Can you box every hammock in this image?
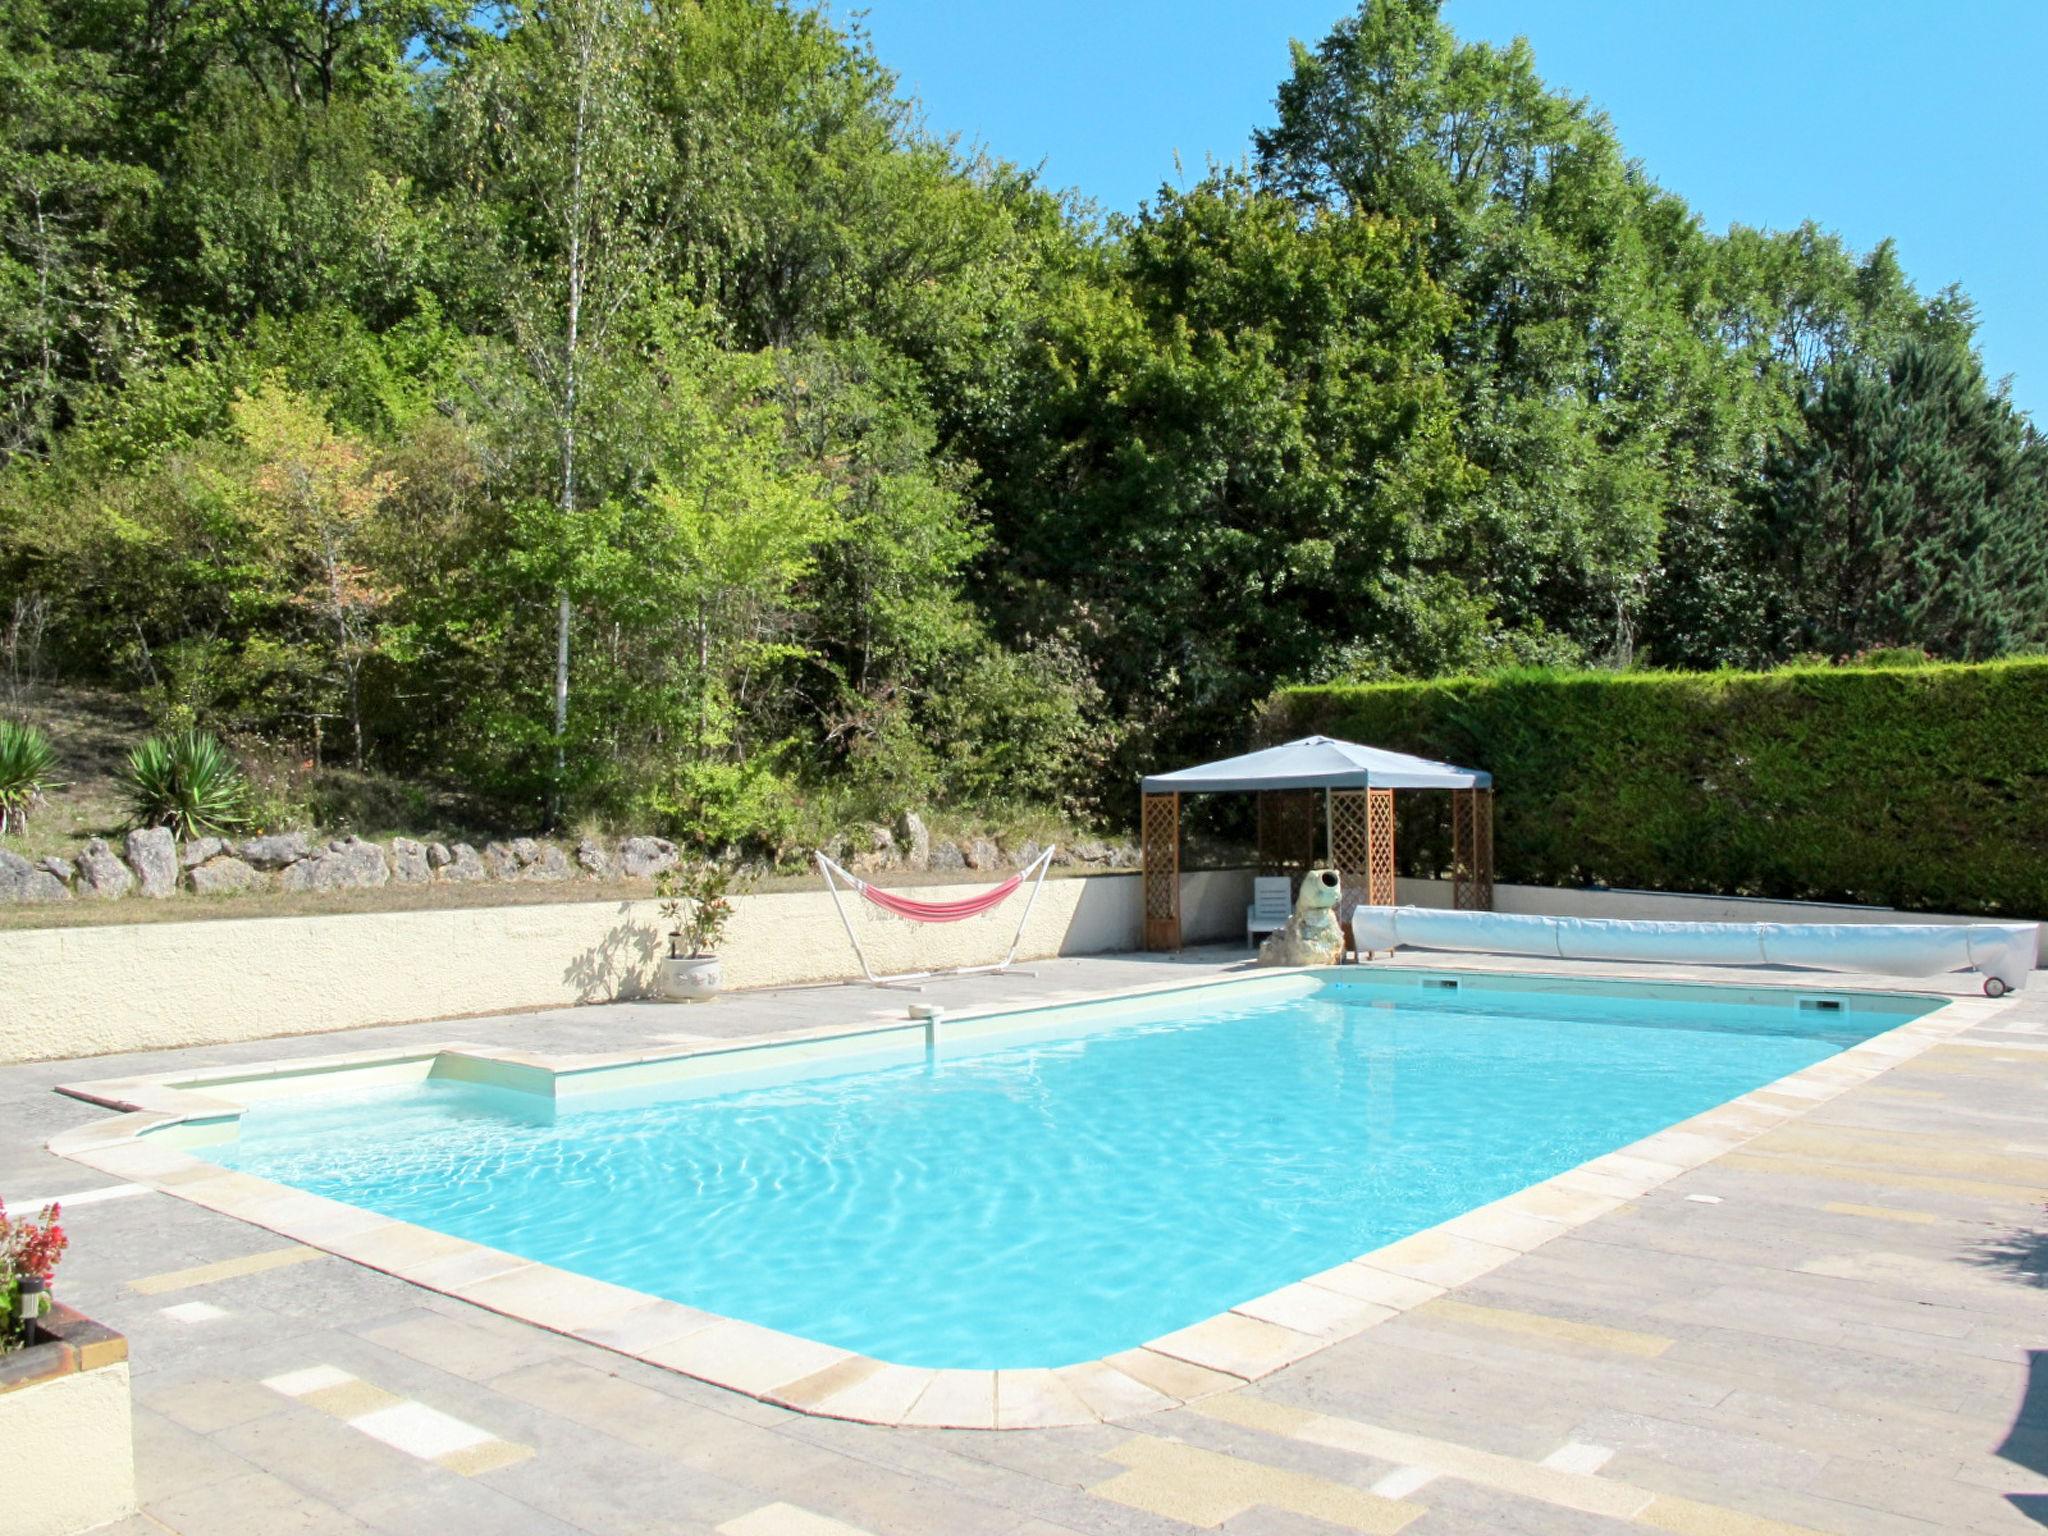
[815,846,1055,987]
[854,872,1023,922]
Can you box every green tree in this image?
[1253,0,1699,661]
[441,0,677,817]
[233,379,399,768]
[1641,226,1981,667]
[0,0,154,460]
[1761,342,2048,660]
[980,174,1477,773]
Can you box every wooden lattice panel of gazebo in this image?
[1366,788,1397,905]
[1451,787,1495,912]
[1141,792,1181,949]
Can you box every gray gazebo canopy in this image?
[1141,735,1491,795]
[1138,735,1496,950]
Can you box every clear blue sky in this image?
[853,0,2046,422]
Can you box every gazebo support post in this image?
[1141,790,1181,950]
[1451,787,1495,911]
[1329,787,1397,957]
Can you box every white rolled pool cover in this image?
[1350,906,2039,995]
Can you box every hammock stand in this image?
[815,845,1056,989]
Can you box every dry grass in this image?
[3,683,152,859]
[0,861,1122,933]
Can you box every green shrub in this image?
[647,757,799,857]
[1264,658,2048,917]
[124,730,250,839]
[0,721,58,835]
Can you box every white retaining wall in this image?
[0,870,1252,1065]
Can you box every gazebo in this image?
[1138,735,1495,950]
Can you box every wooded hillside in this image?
[3,0,2042,849]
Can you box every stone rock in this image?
[850,826,898,874]
[180,836,224,869]
[1107,843,1141,868]
[426,842,452,867]
[618,836,678,879]
[188,856,265,896]
[0,849,69,903]
[962,836,999,870]
[437,842,487,882]
[1072,839,1112,864]
[36,855,75,884]
[519,842,570,882]
[125,826,179,898]
[76,838,133,899]
[928,840,966,872]
[1009,839,1043,870]
[331,835,389,886]
[238,832,310,870]
[388,837,432,884]
[482,841,521,880]
[278,835,389,892]
[575,836,612,877]
[894,811,931,870]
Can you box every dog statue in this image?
[1257,868,1346,967]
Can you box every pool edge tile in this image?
[808,1363,937,1425]
[643,1317,854,1401]
[1144,1313,1324,1381]
[1054,1360,1178,1421]
[994,1368,1098,1428]
[1230,1282,1397,1340]
[901,1369,997,1429]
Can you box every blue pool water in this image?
[197,973,1928,1368]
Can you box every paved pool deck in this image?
[4,948,2045,1536]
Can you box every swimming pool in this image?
[174,970,1934,1370]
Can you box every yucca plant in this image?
[124,730,249,839]
[0,720,58,835]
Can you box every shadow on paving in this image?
[2000,1348,2048,1527]
[1971,1214,2048,1289]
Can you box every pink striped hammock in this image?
[815,846,1056,987]
[852,872,1023,923]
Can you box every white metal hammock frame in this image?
[814,845,1057,989]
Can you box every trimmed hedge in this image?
[1264,659,2048,917]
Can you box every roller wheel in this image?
[1984,977,2010,998]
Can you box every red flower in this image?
[1,1199,68,1283]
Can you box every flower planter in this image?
[657,954,722,1001]
[0,1302,137,1536]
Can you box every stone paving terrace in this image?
[4,949,2046,1535]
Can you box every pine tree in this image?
[1763,342,2048,659]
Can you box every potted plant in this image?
[654,858,750,1001]
[2,1198,67,1347]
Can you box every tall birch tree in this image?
[443,0,675,816]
